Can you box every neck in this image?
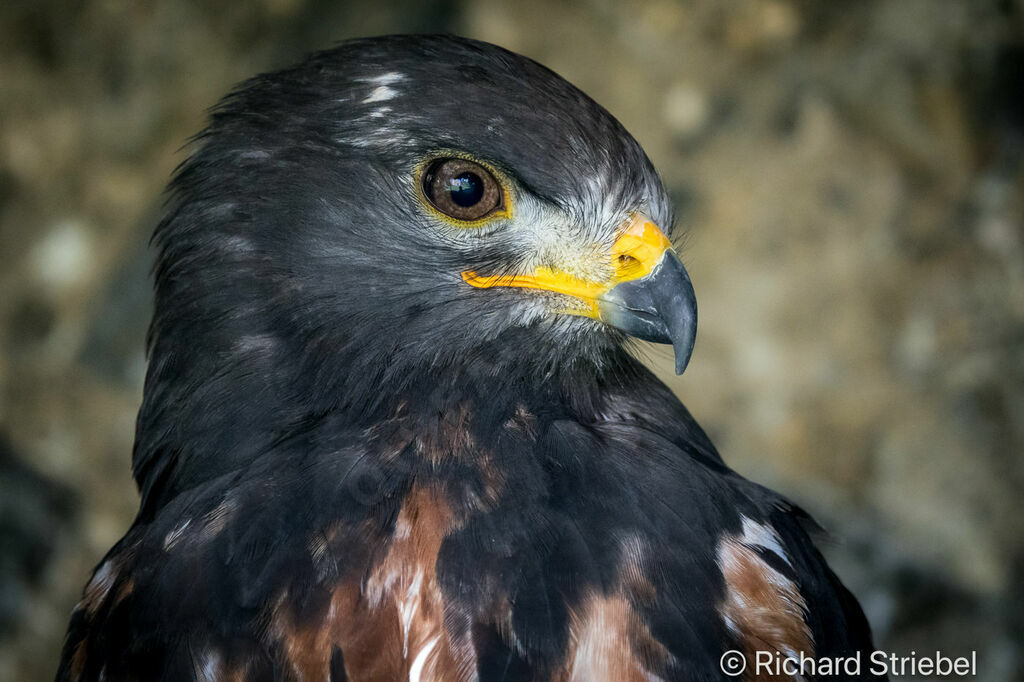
[131,321,647,519]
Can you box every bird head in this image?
[156,35,695,378]
[140,36,698,500]
[139,34,700,506]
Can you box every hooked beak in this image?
[462,214,698,374]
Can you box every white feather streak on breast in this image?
[399,569,425,657]
[738,515,792,567]
[567,594,666,682]
[362,487,476,680]
[162,518,192,550]
[409,635,440,682]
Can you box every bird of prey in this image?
[58,35,878,682]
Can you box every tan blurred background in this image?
[1,0,1022,680]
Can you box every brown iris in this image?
[422,158,503,222]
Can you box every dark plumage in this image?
[57,35,879,681]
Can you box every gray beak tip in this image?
[670,314,696,375]
[674,348,691,375]
[597,250,698,375]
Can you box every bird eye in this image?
[422,158,503,222]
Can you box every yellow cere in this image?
[610,217,674,283]
[462,214,674,318]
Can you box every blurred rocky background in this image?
[1,0,1021,679]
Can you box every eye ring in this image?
[422,158,504,222]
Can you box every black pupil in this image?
[447,172,484,207]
